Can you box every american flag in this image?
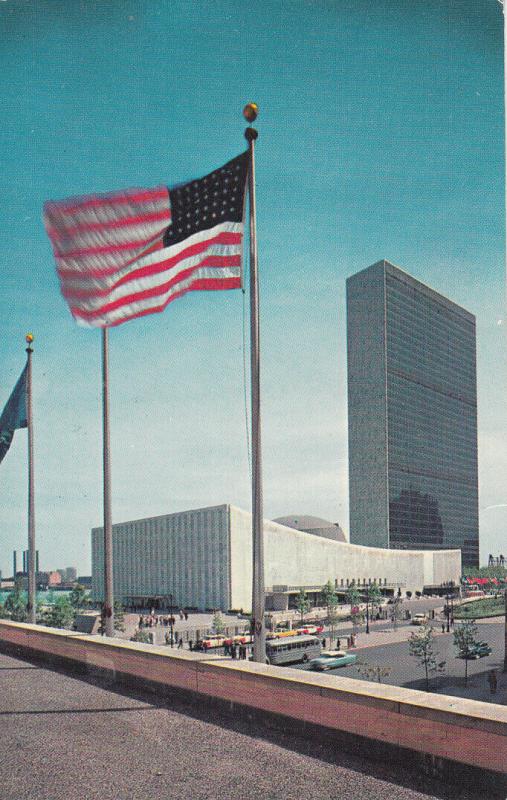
[43,152,249,328]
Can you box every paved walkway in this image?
[0,650,495,800]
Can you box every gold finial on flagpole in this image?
[244,103,258,144]
[243,102,258,123]
[25,333,34,352]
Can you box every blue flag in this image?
[0,364,27,464]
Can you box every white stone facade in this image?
[92,504,462,610]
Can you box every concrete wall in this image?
[1,621,505,786]
[231,506,461,607]
[92,504,231,609]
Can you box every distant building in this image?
[347,260,479,567]
[77,575,92,588]
[92,504,461,612]
[48,571,62,587]
[273,516,347,542]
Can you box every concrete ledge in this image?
[1,620,506,789]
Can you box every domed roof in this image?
[273,515,347,542]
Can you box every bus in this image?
[265,635,321,666]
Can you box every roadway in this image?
[0,650,493,800]
[292,620,506,704]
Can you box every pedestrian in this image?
[231,643,236,660]
[441,623,445,634]
[184,611,188,621]
[178,637,183,649]
[488,670,497,694]
[179,609,184,620]
[149,632,154,644]
[189,640,193,651]
[336,638,340,650]
[322,637,326,650]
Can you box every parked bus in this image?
[265,635,321,666]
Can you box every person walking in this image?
[336,638,340,650]
[487,669,497,695]
[178,637,183,649]
[441,623,445,634]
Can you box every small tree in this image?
[69,583,88,610]
[356,661,392,684]
[367,581,382,620]
[322,580,339,642]
[114,600,125,632]
[295,589,311,623]
[391,596,404,630]
[4,584,28,622]
[454,619,480,686]
[44,595,75,629]
[213,611,225,635]
[345,582,361,633]
[409,625,446,691]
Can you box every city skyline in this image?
[0,1,505,575]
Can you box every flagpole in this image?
[244,103,266,663]
[102,328,114,636]
[25,334,36,625]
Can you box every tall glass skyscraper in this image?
[347,260,479,567]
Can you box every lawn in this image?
[454,596,505,619]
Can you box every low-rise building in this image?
[92,504,461,612]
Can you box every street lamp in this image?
[446,583,450,633]
[365,585,370,634]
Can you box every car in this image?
[296,625,324,636]
[411,614,428,625]
[309,650,357,671]
[457,643,492,659]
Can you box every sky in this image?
[0,0,505,576]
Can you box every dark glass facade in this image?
[347,260,479,567]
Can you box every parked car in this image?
[458,642,492,659]
[411,614,428,626]
[309,650,357,671]
[296,625,324,636]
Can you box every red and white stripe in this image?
[44,187,243,328]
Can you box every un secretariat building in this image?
[347,260,479,567]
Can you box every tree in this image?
[454,619,480,686]
[391,596,404,630]
[356,660,392,684]
[44,595,75,629]
[69,583,88,610]
[4,584,28,622]
[295,589,311,623]
[322,580,339,642]
[408,625,446,691]
[345,582,362,633]
[212,611,225,635]
[367,581,382,614]
[114,600,125,632]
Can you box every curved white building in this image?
[91,504,461,611]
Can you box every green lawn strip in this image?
[453,598,504,619]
